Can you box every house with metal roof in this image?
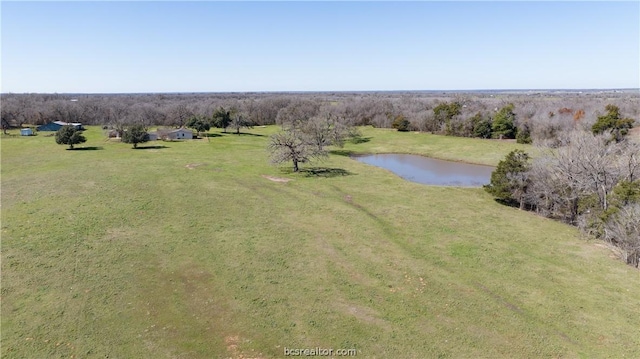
[36,121,84,131]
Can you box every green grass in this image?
[2,127,640,358]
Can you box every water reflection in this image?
[352,154,494,187]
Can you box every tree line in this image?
[2,92,638,144]
[485,113,639,267]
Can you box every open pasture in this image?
[2,127,639,358]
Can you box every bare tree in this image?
[604,204,640,267]
[268,128,327,172]
[527,130,619,223]
[167,104,193,128]
[617,140,640,183]
[275,99,320,128]
[229,111,253,134]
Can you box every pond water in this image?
[352,154,494,187]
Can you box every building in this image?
[20,128,33,136]
[36,121,84,132]
[156,128,193,140]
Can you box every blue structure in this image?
[20,128,34,136]
[37,121,84,132]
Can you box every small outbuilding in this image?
[20,128,33,136]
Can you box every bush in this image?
[392,115,411,132]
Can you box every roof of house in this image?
[170,128,192,133]
[53,121,83,126]
[156,128,192,135]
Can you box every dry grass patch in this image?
[261,175,292,183]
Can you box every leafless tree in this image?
[229,111,253,134]
[275,99,320,128]
[527,130,620,223]
[604,204,640,267]
[167,103,193,128]
[268,128,327,172]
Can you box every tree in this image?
[391,114,410,132]
[268,128,327,172]
[186,116,210,137]
[471,112,492,139]
[527,130,626,226]
[592,104,635,142]
[121,124,149,149]
[516,122,532,144]
[604,203,640,267]
[230,112,253,134]
[55,125,86,149]
[484,149,531,209]
[492,104,517,139]
[167,104,193,128]
[211,107,232,133]
[275,99,320,128]
[433,101,461,134]
[302,114,355,150]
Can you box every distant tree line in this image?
[2,92,638,145]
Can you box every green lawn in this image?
[2,127,639,358]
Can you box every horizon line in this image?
[2,88,639,96]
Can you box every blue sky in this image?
[2,1,638,93]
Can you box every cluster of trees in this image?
[54,123,151,149]
[485,126,640,267]
[2,92,637,147]
[269,106,359,172]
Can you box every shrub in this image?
[392,115,411,132]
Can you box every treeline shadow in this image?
[299,167,354,178]
[231,132,266,137]
[134,145,169,150]
[67,146,103,151]
[201,133,224,138]
[492,198,534,210]
[329,149,356,157]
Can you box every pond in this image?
[352,153,495,187]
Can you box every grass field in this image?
[2,126,640,358]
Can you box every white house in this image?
[169,128,193,140]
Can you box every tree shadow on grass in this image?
[201,133,224,138]
[298,167,354,178]
[67,146,104,151]
[231,132,266,137]
[134,145,169,150]
[349,136,372,144]
[329,149,357,157]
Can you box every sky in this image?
[1,1,639,93]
